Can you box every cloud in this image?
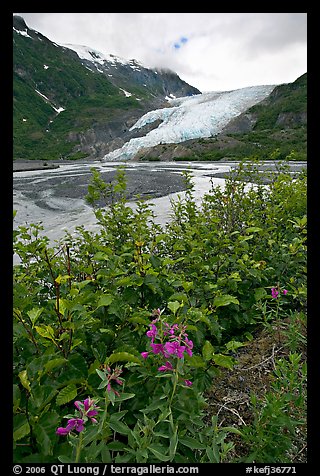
[14,13,307,92]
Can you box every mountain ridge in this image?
[13,15,200,161]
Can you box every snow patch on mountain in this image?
[103,84,275,161]
[34,89,65,114]
[119,88,132,97]
[13,27,32,39]
[60,43,136,67]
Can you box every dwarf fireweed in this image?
[96,365,124,397]
[56,397,99,436]
[141,309,194,386]
[271,286,288,299]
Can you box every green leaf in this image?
[187,355,206,368]
[206,445,219,463]
[96,294,114,308]
[225,340,245,352]
[220,426,244,436]
[168,292,189,303]
[58,456,74,463]
[254,287,267,301]
[56,384,78,406]
[202,340,215,361]
[99,328,116,336]
[213,294,239,308]
[212,354,235,370]
[239,234,254,241]
[150,254,161,269]
[114,393,135,402]
[108,419,131,435]
[30,385,57,411]
[70,338,82,351]
[27,307,43,327]
[96,368,108,381]
[108,352,141,365]
[148,446,171,461]
[34,325,55,342]
[106,441,127,451]
[55,275,71,285]
[154,431,170,439]
[109,410,128,421]
[57,298,69,316]
[128,316,149,326]
[91,342,108,363]
[179,435,206,450]
[27,354,60,381]
[13,414,30,441]
[18,370,31,392]
[13,384,21,413]
[33,411,60,456]
[101,447,112,463]
[186,324,198,332]
[167,301,181,315]
[98,380,109,390]
[182,281,193,292]
[245,227,262,233]
[169,425,178,459]
[57,354,88,386]
[44,358,67,373]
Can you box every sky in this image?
[14,13,307,92]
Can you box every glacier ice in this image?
[103,85,275,161]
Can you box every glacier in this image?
[103,85,275,161]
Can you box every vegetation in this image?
[13,159,307,463]
[13,30,146,161]
[249,73,307,130]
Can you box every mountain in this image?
[13,15,200,161]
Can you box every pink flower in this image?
[56,397,100,436]
[158,361,174,372]
[283,289,288,295]
[56,418,85,436]
[271,287,279,299]
[150,343,165,355]
[141,352,149,359]
[74,398,99,423]
[184,380,193,387]
[184,337,193,357]
[164,341,185,358]
[146,324,158,342]
[56,427,70,436]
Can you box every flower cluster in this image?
[141,310,194,386]
[101,365,124,397]
[56,397,99,436]
[271,287,288,299]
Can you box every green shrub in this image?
[13,158,307,462]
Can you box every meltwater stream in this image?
[13,161,231,240]
[13,160,306,264]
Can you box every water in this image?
[13,160,306,263]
